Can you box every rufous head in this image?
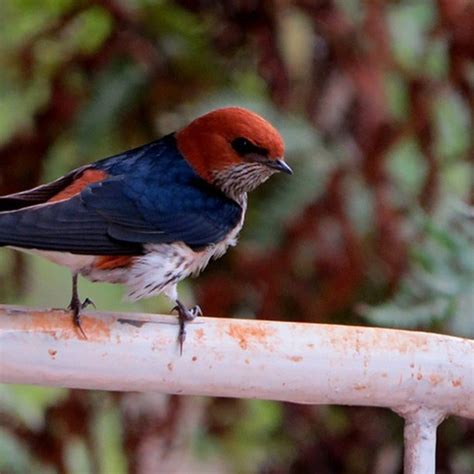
[176,107,291,200]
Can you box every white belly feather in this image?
[120,212,244,301]
[9,247,96,273]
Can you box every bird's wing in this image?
[0,174,243,255]
[81,177,243,248]
[0,165,91,211]
[0,194,139,254]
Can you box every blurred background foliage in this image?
[0,0,473,472]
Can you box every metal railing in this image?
[0,305,472,473]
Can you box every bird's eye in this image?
[231,137,268,157]
[231,137,253,155]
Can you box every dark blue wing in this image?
[81,174,242,248]
[0,195,142,254]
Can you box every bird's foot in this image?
[173,300,202,355]
[68,297,95,339]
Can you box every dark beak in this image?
[266,158,293,175]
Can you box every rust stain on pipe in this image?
[429,374,444,386]
[6,309,111,341]
[227,323,277,350]
[48,349,57,359]
[194,328,205,341]
[333,330,432,354]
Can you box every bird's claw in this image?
[188,305,203,318]
[81,298,96,310]
[68,297,94,340]
[173,301,202,355]
[177,329,186,356]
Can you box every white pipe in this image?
[400,408,444,474]
[0,305,472,421]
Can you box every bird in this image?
[0,107,292,352]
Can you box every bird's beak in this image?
[246,153,293,175]
[266,158,293,175]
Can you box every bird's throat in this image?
[211,163,274,204]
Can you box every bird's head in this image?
[176,107,291,201]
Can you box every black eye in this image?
[231,137,268,156]
[231,137,254,155]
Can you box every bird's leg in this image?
[173,300,202,354]
[67,273,94,339]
